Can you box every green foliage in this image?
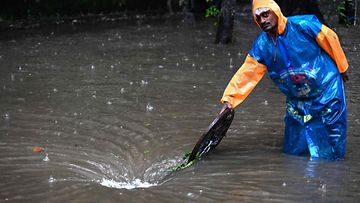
[206,5,220,17]
[1,0,126,20]
[334,0,354,26]
[170,152,194,172]
[205,0,220,18]
[336,1,347,22]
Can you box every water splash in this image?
[99,178,157,190]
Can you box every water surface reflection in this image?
[0,17,359,202]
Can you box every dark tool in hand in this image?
[172,107,235,171]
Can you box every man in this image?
[220,0,349,160]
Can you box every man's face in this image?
[255,9,278,34]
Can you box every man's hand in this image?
[220,102,233,114]
[341,71,349,83]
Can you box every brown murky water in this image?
[0,15,359,202]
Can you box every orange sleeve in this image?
[316,25,349,73]
[220,54,267,108]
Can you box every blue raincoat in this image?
[221,0,348,160]
[249,15,346,160]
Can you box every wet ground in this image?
[0,15,359,202]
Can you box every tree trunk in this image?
[355,0,358,25]
[307,0,326,24]
[167,0,174,15]
[215,0,236,44]
[183,0,195,24]
[339,0,356,25]
[275,0,326,24]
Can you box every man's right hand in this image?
[341,71,349,83]
[220,102,233,114]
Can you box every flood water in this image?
[0,15,359,202]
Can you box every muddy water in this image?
[0,16,359,202]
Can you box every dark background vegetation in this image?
[0,0,356,19]
[0,0,186,19]
[0,0,357,32]
[0,0,355,21]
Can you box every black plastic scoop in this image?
[187,107,235,163]
[172,107,235,171]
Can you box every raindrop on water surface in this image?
[140,80,148,86]
[43,154,50,162]
[48,175,55,183]
[146,103,154,112]
[319,184,327,192]
[4,113,10,120]
[186,192,196,198]
[229,58,233,69]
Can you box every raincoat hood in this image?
[252,0,287,34]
